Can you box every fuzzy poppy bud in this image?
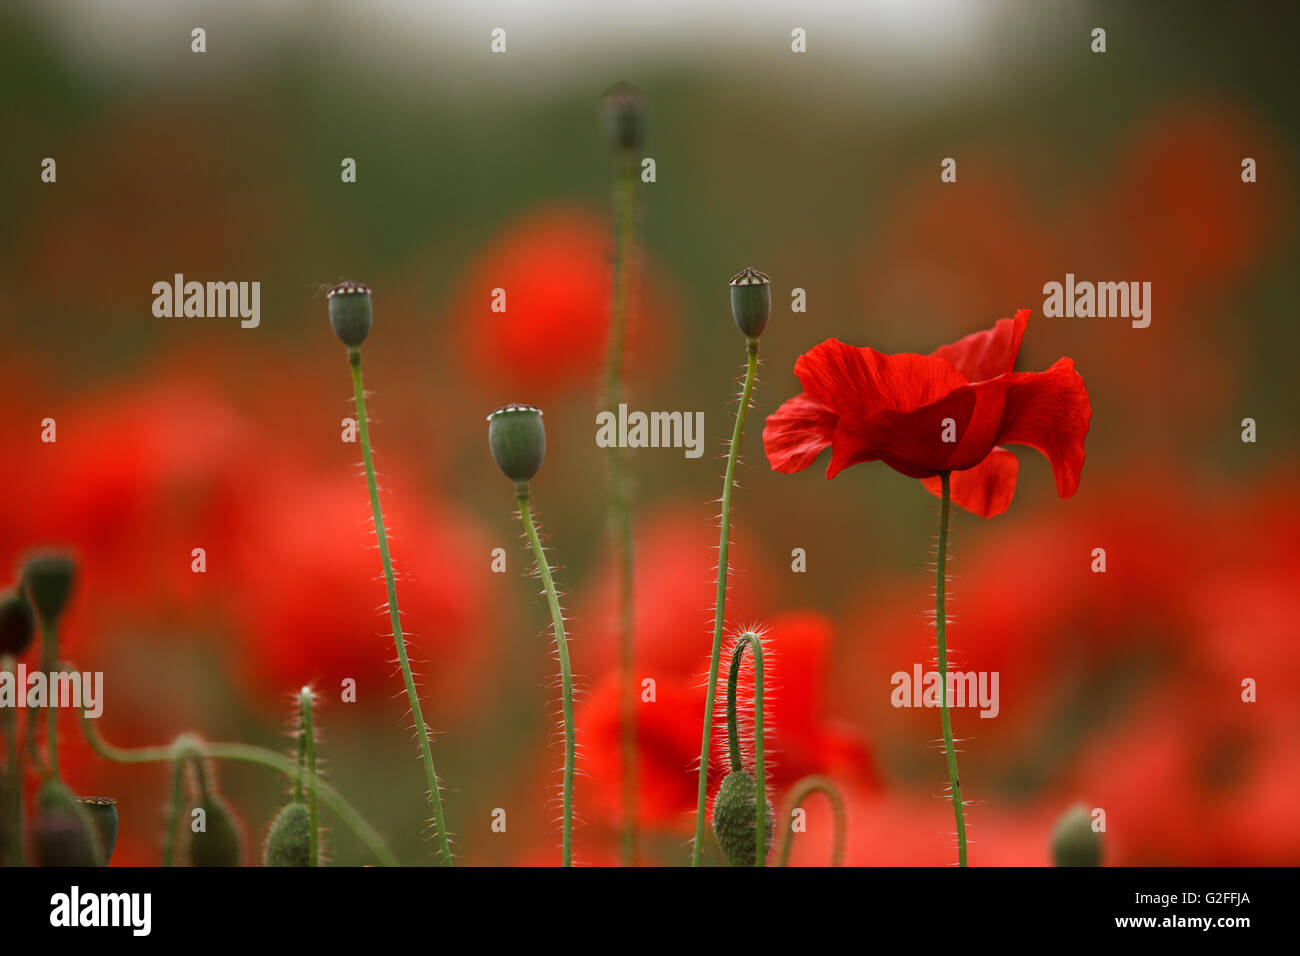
[34,782,102,867]
[0,589,35,657]
[1051,804,1102,867]
[188,796,244,867]
[327,281,372,349]
[487,404,546,485]
[730,267,771,339]
[264,802,313,867]
[600,81,647,152]
[711,770,775,867]
[79,797,119,866]
[21,552,75,626]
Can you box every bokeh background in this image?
[1,0,1296,865]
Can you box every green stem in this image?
[727,632,766,867]
[692,338,760,865]
[936,471,968,866]
[349,350,453,866]
[82,715,398,867]
[162,751,185,867]
[778,775,846,867]
[300,688,319,867]
[604,156,638,868]
[42,619,59,780]
[516,487,575,867]
[2,655,22,866]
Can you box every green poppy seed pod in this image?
[1051,804,1102,867]
[487,404,546,484]
[600,81,647,152]
[711,770,775,867]
[264,802,313,867]
[188,796,244,867]
[20,552,76,626]
[0,588,35,657]
[79,797,119,866]
[35,782,102,867]
[730,267,771,339]
[326,281,372,349]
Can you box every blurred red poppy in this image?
[763,310,1091,518]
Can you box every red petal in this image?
[921,447,1020,518]
[930,309,1030,382]
[794,339,966,417]
[995,357,1092,498]
[763,393,838,474]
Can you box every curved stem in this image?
[728,632,766,867]
[300,689,319,866]
[778,775,846,867]
[516,488,575,866]
[349,350,453,866]
[936,472,968,866]
[604,157,638,868]
[692,339,760,865]
[162,751,185,867]
[82,715,398,867]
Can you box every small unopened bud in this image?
[21,552,76,626]
[1051,804,1102,867]
[188,796,244,867]
[0,589,35,657]
[34,782,102,867]
[487,404,546,485]
[729,267,771,339]
[79,797,119,866]
[327,281,372,349]
[264,802,314,867]
[600,81,647,152]
[711,770,775,867]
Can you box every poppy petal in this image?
[794,339,966,417]
[995,357,1092,498]
[930,309,1030,382]
[763,393,838,474]
[921,447,1020,518]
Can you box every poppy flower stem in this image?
[515,485,576,867]
[299,688,319,867]
[778,775,846,866]
[604,158,639,867]
[162,748,187,867]
[82,715,398,866]
[40,620,60,780]
[348,349,454,867]
[692,339,761,866]
[726,631,766,867]
[1,655,22,865]
[936,471,968,866]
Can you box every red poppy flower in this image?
[763,309,1091,517]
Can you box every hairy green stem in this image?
[349,350,453,866]
[82,715,398,866]
[300,689,319,866]
[40,619,59,779]
[727,632,766,867]
[1,655,21,865]
[936,471,968,866]
[515,487,576,866]
[604,156,638,868]
[162,751,185,867]
[778,775,846,867]
[692,339,760,865]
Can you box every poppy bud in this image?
[326,281,372,349]
[1051,804,1102,867]
[264,801,313,867]
[34,782,102,867]
[729,267,771,339]
[487,404,546,485]
[0,589,35,657]
[711,770,774,867]
[599,81,647,152]
[188,796,244,867]
[20,552,75,626]
[79,797,119,866]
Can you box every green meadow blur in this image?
[1,1,1296,865]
